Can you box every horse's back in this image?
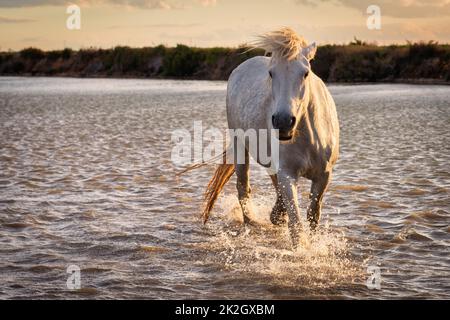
[228,56,270,82]
[226,56,271,131]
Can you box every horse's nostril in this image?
[272,114,295,130]
[290,116,296,127]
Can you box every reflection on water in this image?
[0,77,449,299]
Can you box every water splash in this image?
[203,193,364,290]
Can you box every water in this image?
[0,77,449,299]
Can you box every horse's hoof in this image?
[270,208,287,226]
[308,219,318,232]
[289,221,310,250]
[243,214,259,227]
[270,214,287,226]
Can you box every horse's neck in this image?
[297,75,321,137]
[302,76,316,118]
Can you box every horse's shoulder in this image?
[230,56,270,80]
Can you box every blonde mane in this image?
[252,27,307,62]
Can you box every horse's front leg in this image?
[235,148,256,224]
[269,174,288,225]
[277,171,301,248]
[307,171,331,230]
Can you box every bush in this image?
[163,44,203,77]
[78,48,98,63]
[312,45,340,81]
[62,48,73,60]
[203,47,230,66]
[104,46,140,73]
[47,50,62,61]
[11,60,25,73]
[20,47,45,60]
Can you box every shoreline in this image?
[1,74,448,86]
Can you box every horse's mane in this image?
[252,27,307,62]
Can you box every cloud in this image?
[0,0,216,9]
[296,0,450,18]
[291,20,450,44]
[107,0,175,9]
[197,0,217,6]
[21,37,42,42]
[0,0,67,7]
[0,16,36,23]
[108,23,202,29]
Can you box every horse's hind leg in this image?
[307,171,331,230]
[269,174,287,225]
[235,148,256,224]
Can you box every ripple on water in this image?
[0,80,449,299]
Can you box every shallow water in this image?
[0,77,449,299]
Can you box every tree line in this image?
[1,40,449,83]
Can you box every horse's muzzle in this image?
[272,113,296,141]
[277,130,293,141]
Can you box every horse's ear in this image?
[302,42,317,61]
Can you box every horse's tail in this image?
[175,151,225,177]
[202,160,235,224]
[176,149,235,224]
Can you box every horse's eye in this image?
[268,71,272,78]
[304,71,309,79]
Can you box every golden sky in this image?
[0,0,449,50]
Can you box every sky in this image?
[0,0,449,50]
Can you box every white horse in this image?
[202,28,340,248]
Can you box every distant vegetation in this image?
[1,40,449,83]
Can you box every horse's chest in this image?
[280,142,329,174]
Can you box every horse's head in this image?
[269,42,317,141]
